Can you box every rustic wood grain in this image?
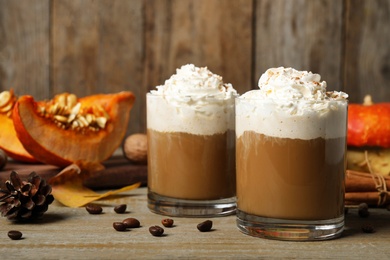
[255,0,344,91]
[1,187,390,259]
[344,0,390,103]
[0,0,50,98]
[143,0,253,94]
[51,0,144,95]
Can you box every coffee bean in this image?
[8,230,23,240]
[149,225,164,236]
[114,204,127,214]
[113,222,127,231]
[358,203,369,218]
[161,218,174,227]
[122,217,140,228]
[85,204,103,214]
[197,220,213,232]
[361,224,375,233]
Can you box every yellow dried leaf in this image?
[49,164,141,208]
[51,181,141,208]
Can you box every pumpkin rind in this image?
[0,114,38,163]
[13,92,135,167]
[348,103,390,148]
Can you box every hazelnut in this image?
[123,133,147,164]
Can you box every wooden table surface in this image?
[0,187,390,259]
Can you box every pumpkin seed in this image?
[40,93,110,132]
[96,117,107,129]
[57,94,66,108]
[53,115,68,123]
[67,94,78,108]
[0,91,11,108]
[0,102,13,113]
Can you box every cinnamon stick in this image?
[345,170,390,207]
[345,170,390,192]
[345,192,390,207]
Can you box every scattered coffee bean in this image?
[123,217,140,228]
[358,203,369,218]
[113,222,127,231]
[85,204,103,214]
[149,225,164,236]
[114,204,127,214]
[8,230,23,240]
[197,220,213,232]
[161,218,174,227]
[361,224,375,233]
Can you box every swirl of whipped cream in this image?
[242,67,348,115]
[258,67,328,100]
[151,64,237,107]
[148,64,237,135]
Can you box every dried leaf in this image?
[51,181,140,208]
[49,164,141,208]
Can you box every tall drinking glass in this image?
[147,93,236,217]
[236,97,348,241]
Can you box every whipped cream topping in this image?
[241,67,348,116]
[151,64,237,104]
[259,67,328,100]
[236,67,348,140]
[249,67,347,105]
[148,64,237,135]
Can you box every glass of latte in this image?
[236,67,348,241]
[147,64,237,217]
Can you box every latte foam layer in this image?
[237,67,348,140]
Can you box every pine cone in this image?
[0,171,54,221]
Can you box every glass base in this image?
[236,209,344,241]
[148,191,236,217]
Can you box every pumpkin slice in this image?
[13,91,135,167]
[0,90,38,163]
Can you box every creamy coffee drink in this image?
[147,64,237,216]
[237,132,345,220]
[148,129,235,200]
[236,67,348,240]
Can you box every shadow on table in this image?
[341,207,390,238]
[5,213,69,226]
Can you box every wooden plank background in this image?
[0,0,389,135]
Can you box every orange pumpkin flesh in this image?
[0,114,38,163]
[348,103,390,148]
[0,90,38,163]
[13,92,135,167]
